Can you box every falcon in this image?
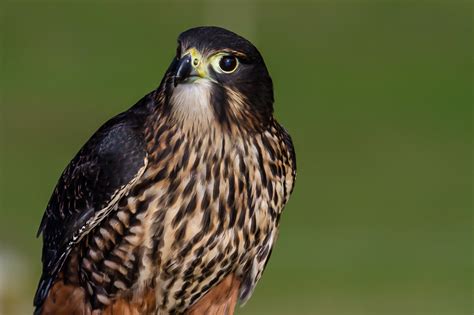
[34,26,296,315]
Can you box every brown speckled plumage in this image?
[35,26,296,315]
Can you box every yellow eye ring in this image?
[218,55,238,73]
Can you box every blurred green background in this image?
[0,0,471,314]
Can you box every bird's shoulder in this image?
[34,92,155,309]
[38,93,153,236]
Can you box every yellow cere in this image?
[184,47,208,78]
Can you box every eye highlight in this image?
[218,55,238,73]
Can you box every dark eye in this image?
[219,55,238,73]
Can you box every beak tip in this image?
[174,54,193,87]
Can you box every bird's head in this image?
[161,26,274,132]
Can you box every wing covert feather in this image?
[34,100,152,309]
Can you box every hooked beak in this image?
[174,54,199,87]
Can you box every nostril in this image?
[193,58,199,67]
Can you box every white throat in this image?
[170,79,214,130]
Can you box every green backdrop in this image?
[0,1,471,314]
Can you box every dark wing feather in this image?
[34,97,153,309]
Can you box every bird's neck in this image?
[146,77,270,139]
[167,79,216,134]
